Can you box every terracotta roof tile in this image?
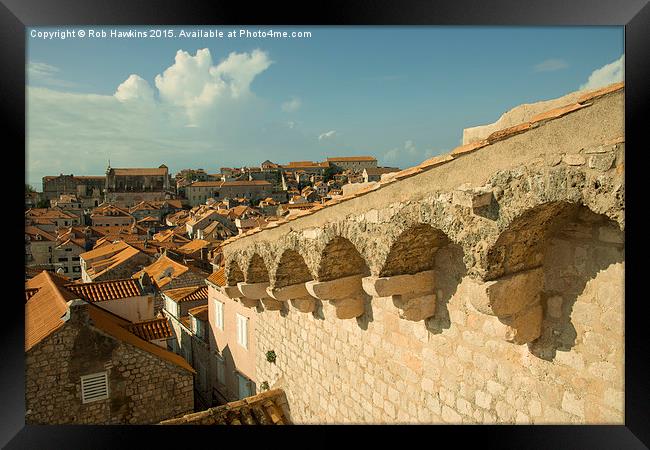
[87,305,193,373]
[486,122,534,144]
[159,389,290,425]
[577,81,624,104]
[327,156,376,162]
[111,168,168,176]
[188,304,209,321]
[126,317,173,341]
[450,140,490,156]
[417,154,455,170]
[206,267,226,287]
[164,285,208,303]
[25,271,79,351]
[65,279,143,302]
[529,102,592,124]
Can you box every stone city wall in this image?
[219,84,625,423]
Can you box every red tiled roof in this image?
[126,317,173,341]
[25,271,78,351]
[160,389,290,425]
[206,267,226,287]
[111,168,168,176]
[327,156,377,162]
[65,279,143,302]
[164,285,208,303]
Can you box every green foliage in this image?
[260,381,270,391]
[25,184,36,193]
[265,350,277,364]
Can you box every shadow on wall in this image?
[356,293,375,330]
[425,242,467,335]
[529,207,624,361]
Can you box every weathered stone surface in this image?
[392,293,436,322]
[237,282,271,300]
[331,295,366,319]
[222,86,625,425]
[224,285,243,299]
[588,153,616,171]
[260,297,283,311]
[305,275,363,301]
[563,154,586,166]
[452,189,493,209]
[267,283,311,301]
[466,268,543,318]
[290,297,316,313]
[361,270,435,298]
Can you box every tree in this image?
[25,184,36,194]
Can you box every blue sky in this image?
[26,26,624,190]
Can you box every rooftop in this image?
[126,317,173,341]
[65,278,143,303]
[159,388,290,425]
[163,285,208,303]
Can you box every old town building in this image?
[25,271,195,424]
[104,164,172,206]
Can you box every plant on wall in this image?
[265,350,277,364]
[260,381,270,391]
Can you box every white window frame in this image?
[80,371,109,403]
[214,300,224,331]
[236,313,248,349]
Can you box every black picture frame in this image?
[4,0,647,447]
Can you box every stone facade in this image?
[25,304,194,424]
[219,85,625,424]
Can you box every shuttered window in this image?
[81,372,109,403]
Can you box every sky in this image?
[26,26,624,190]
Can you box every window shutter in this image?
[81,372,109,403]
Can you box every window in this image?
[73,256,80,261]
[73,266,81,272]
[63,267,69,273]
[80,372,109,403]
[214,301,224,331]
[237,372,253,399]
[58,257,68,262]
[236,313,248,349]
[215,354,225,386]
[65,248,72,252]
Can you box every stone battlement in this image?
[216,83,625,424]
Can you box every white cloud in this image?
[27,61,77,88]
[282,96,302,112]
[287,121,297,129]
[580,54,624,91]
[114,74,154,102]
[318,130,337,140]
[383,140,436,167]
[533,59,569,72]
[154,48,272,124]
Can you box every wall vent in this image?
[80,371,109,403]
